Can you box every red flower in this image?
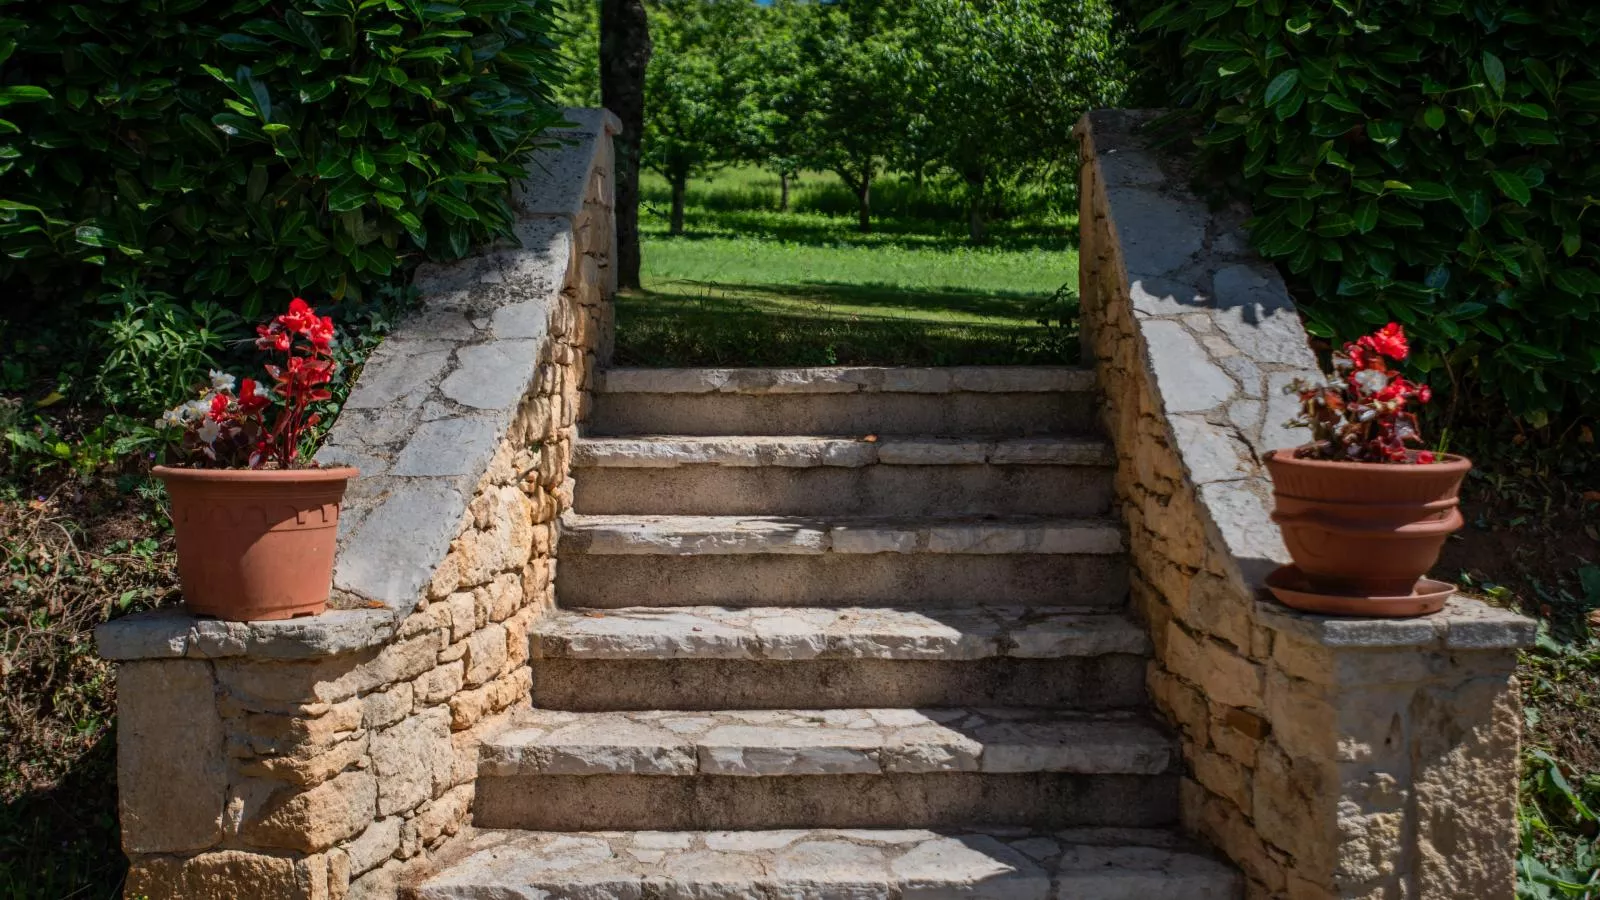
[1358,322,1409,361]
[256,322,292,353]
[208,393,231,421]
[237,378,270,415]
[1418,451,1437,464]
[1292,324,1435,465]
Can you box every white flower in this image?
[209,370,236,393]
[185,398,211,421]
[250,380,269,398]
[1352,368,1389,395]
[157,407,187,429]
[197,419,221,445]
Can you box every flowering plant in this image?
[1289,323,1440,464]
[157,299,337,468]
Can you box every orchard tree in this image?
[745,0,818,211]
[907,0,1125,242]
[642,0,762,234]
[800,2,914,233]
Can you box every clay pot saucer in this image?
[1266,565,1453,618]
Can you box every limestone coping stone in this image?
[1080,109,1535,650]
[97,607,399,661]
[597,366,1096,395]
[478,707,1176,777]
[533,605,1152,661]
[321,107,613,611]
[1256,595,1536,651]
[414,826,1242,899]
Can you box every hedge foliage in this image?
[0,0,567,316]
[1137,0,1600,422]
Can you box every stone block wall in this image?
[97,108,620,900]
[1077,109,1535,899]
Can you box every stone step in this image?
[586,366,1098,436]
[529,606,1150,710]
[481,708,1176,778]
[572,435,1115,516]
[555,515,1129,609]
[414,827,1243,900]
[472,709,1177,831]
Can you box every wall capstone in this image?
[96,107,620,900]
[1077,109,1535,900]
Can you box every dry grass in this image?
[0,476,178,899]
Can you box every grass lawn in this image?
[617,168,1082,367]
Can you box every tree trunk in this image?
[966,169,987,244]
[670,176,686,236]
[600,0,651,289]
[779,172,790,212]
[857,176,871,233]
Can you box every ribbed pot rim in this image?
[152,465,358,483]
[1263,448,1471,475]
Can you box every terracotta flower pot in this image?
[155,466,357,621]
[1263,449,1470,597]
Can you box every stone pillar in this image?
[1076,108,1534,899]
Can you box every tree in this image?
[745,0,817,212]
[601,0,652,288]
[906,0,1125,242]
[799,2,914,233]
[641,0,761,235]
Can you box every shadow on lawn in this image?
[658,279,1053,319]
[0,729,124,900]
[615,282,1077,368]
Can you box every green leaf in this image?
[326,177,369,213]
[1264,69,1301,107]
[1481,51,1506,98]
[1396,181,1451,201]
[1460,190,1492,229]
[1353,198,1379,233]
[0,85,52,106]
[431,193,480,221]
[1423,105,1445,130]
[1491,170,1530,205]
[353,146,376,180]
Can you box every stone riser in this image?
[573,464,1115,517]
[529,656,1149,711]
[554,554,1130,609]
[586,392,1096,437]
[473,772,1179,831]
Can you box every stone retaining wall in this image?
[96,108,619,900]
[1077,109,1535,899]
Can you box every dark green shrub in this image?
[1137,0,1600,423]
[0,0,568,317]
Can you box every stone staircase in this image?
[412,366,1243,898]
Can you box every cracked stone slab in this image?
[480,708,1174,778]
[411,827,1240,899]
[574,436,1115,469]
[95,607,399,660]
[597,367,1096,395]
[560,515,1125,556]
[531,606,1151,661]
